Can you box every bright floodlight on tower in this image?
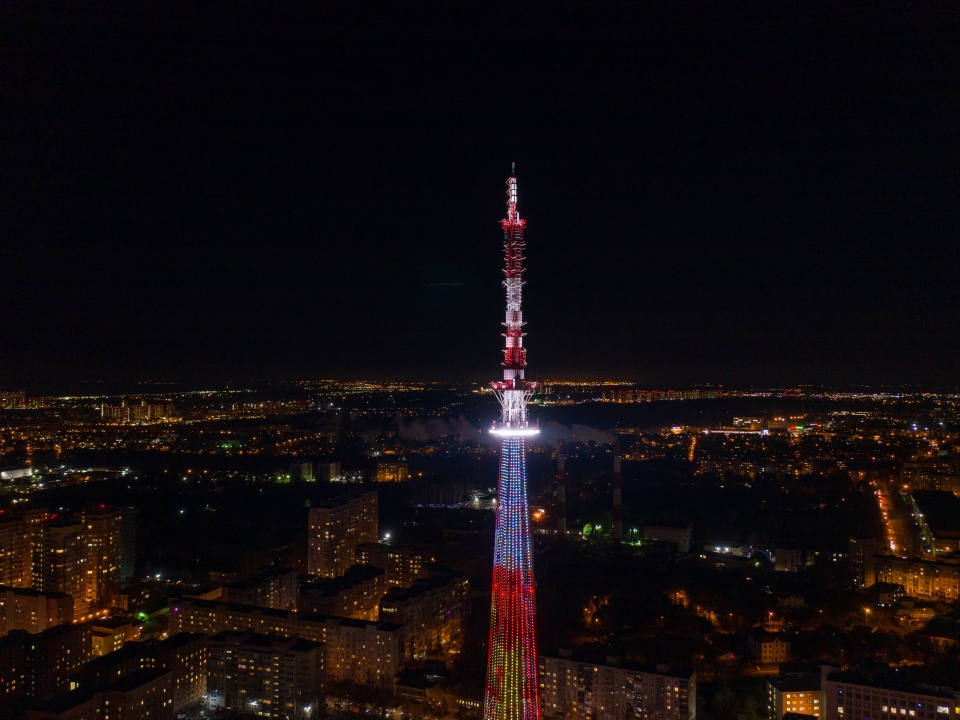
[483,167,541,720]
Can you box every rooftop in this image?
[543,651,694,680]
[300,564,385,597]
[84,641,146,668]
[828,670,958,699]
[155,631,206,650]
[769,673,822,692]
[174,596,403,633]
[225,565,295,591]
[0,583,71,599]
[109,667,173,692]
[208,630,322,652]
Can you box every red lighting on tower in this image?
[484,166,541,720]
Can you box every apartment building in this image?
[539,653,695,720]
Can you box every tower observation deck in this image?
[484,167,541,720]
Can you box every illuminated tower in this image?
[485,167,541,720]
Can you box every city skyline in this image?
[3,3,960,719]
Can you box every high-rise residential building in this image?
[0,631,26,696]
[0,585,73,636]
[324,618,401,688]
[539,654,696,720]
[0,514,35,588]
[376,461,409,483]
[307,491,378,578]
[33,520,87,616]
[119,508,136,583]
[73,641,151,687]
[316,461,341,482]
[81,505,124,607]
[0,622,92,701]
[223,566,298,610]
[102,668,175,719]
[354,543,433,588]
[207,631,323,717]
[100,399,174,424]
[379,566,469,657]
[298,564,386,619]
[767,673,824,720]
[70,632,206,713]
[875,555,959,600]
[168,597,405,688]
[150,632,207,711]
[849,536,877,588]
[0,391,26,409]
[290,461,314,482]
[23,667,175,720]
[824,669,957,720]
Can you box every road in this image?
[875,483,921,558]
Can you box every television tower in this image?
[484,167,541,720]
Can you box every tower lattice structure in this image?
[484,167,541,720]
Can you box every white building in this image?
[540,653,695,720]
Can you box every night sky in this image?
[3,2,959,391]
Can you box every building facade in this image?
[81,505,124,609]
[850,537,878,589]
[25,668,175,720]
[0,585,73,636]
[0,622,92,701]
[824,670,957,720]
[375,461,409,483]
[207,631,323,718]
[168,597,404,688]
[747,630,791,664]
[316,461,341,482]
[643,525,692,554]
[379,566,469,657]
[0,514,34,588]
[875,555,960,601]
[223,566,298,610]
[539,655,695,720]
[307,491,378,578]
[298,564,386,619]
[768,673,823,720]
[354,543,432,588]
[33,521,87,616]
[119,509,136,584]
[101,668,174,720]
[290,461,314,482]
[323,619,400,688]
[150,632,207,712]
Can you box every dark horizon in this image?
[4,1,959,390]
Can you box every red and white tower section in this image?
[484,169,541,720]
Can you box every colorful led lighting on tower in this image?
[484,166,541,720]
